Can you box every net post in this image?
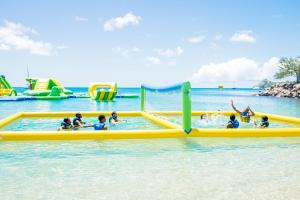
[141,87,145,111]
[182,82,192,133]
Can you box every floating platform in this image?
[0,111,300,141]
[0,96,70,101]
[116,93,139,98]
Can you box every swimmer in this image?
[254,115,269,128]
[109,111,127,125]
[58,118,73,131]
[109,111,119,125]
[94,115,108,130]
[231,100,255,123]
[200,113,208,120]
[226,114,239,129]
[73,113,86,128]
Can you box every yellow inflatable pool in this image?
[0,111,299,141]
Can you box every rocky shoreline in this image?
[258,83,300,98]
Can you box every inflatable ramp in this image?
[23,77,73,98]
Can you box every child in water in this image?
[254,115,269,128]
[109,111,119,125]
[109,111,127,125]
[94,115,108,130]
[58,118,73,130]
[73,113,86,128]
[231,100,255,123]
[226,114,239,128]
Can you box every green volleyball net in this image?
[141,82,192,133]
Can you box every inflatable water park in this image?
[0,75,17,96]
[0,80,300,141]
[0,75,138,101]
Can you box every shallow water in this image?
[162,115,300,129]
[1,88,300,199]
[0,117,162,131]
[1,138,300,200]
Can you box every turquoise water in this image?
[1,88,300,120]
[1,88,300,199]
[0,117,162,131]
[161,115,300,129]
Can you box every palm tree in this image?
[274,57,300,83]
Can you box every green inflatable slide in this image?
[0,75,17,96]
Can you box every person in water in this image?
[73,113,86,128]
[58,118,73,130]
[109,111,119,124]
[226,114,239,128]
[254,115,269,128]
[94,115,108,130]
[230,100,255,123]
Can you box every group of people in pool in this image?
[58,111,120,131]
[59,100,270,131]
[200,100,270,129]
[227,100,269,129]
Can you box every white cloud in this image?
[146,57,160,65]
[0,43,10,50]
[75,16,88,22]
[0,21,53,55]
[190,57,279,87]
[230,30,256,43]
[112,46,141,56]
[186,35,205,43]
[156,46,183,58]
[104,12,142,31]
[215,34,223,41]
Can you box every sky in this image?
[0,0,300,87]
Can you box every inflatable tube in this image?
[88,82,117,101]
[0,111,299,141]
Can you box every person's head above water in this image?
[98,115,106,123]
[230,114,236,121]
[75,113,82,119]
[64,118,71,124]
[111,111,117,117]
[262,115,268,122]
[200,114,208,120]
[243,106,251,113]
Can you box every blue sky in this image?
[0,0,300,87]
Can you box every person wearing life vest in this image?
[109,111,119,125]
[73,113,86,128]
[94,115,108,130]
[230,100,255,123]
[226,114,240,128]
[254,115,269,128]
[58,118,73,130]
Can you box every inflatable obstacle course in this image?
[23,78,73,99]
[0,75,17,96]
[88,82,117,101]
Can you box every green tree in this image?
[274,57,300,83]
